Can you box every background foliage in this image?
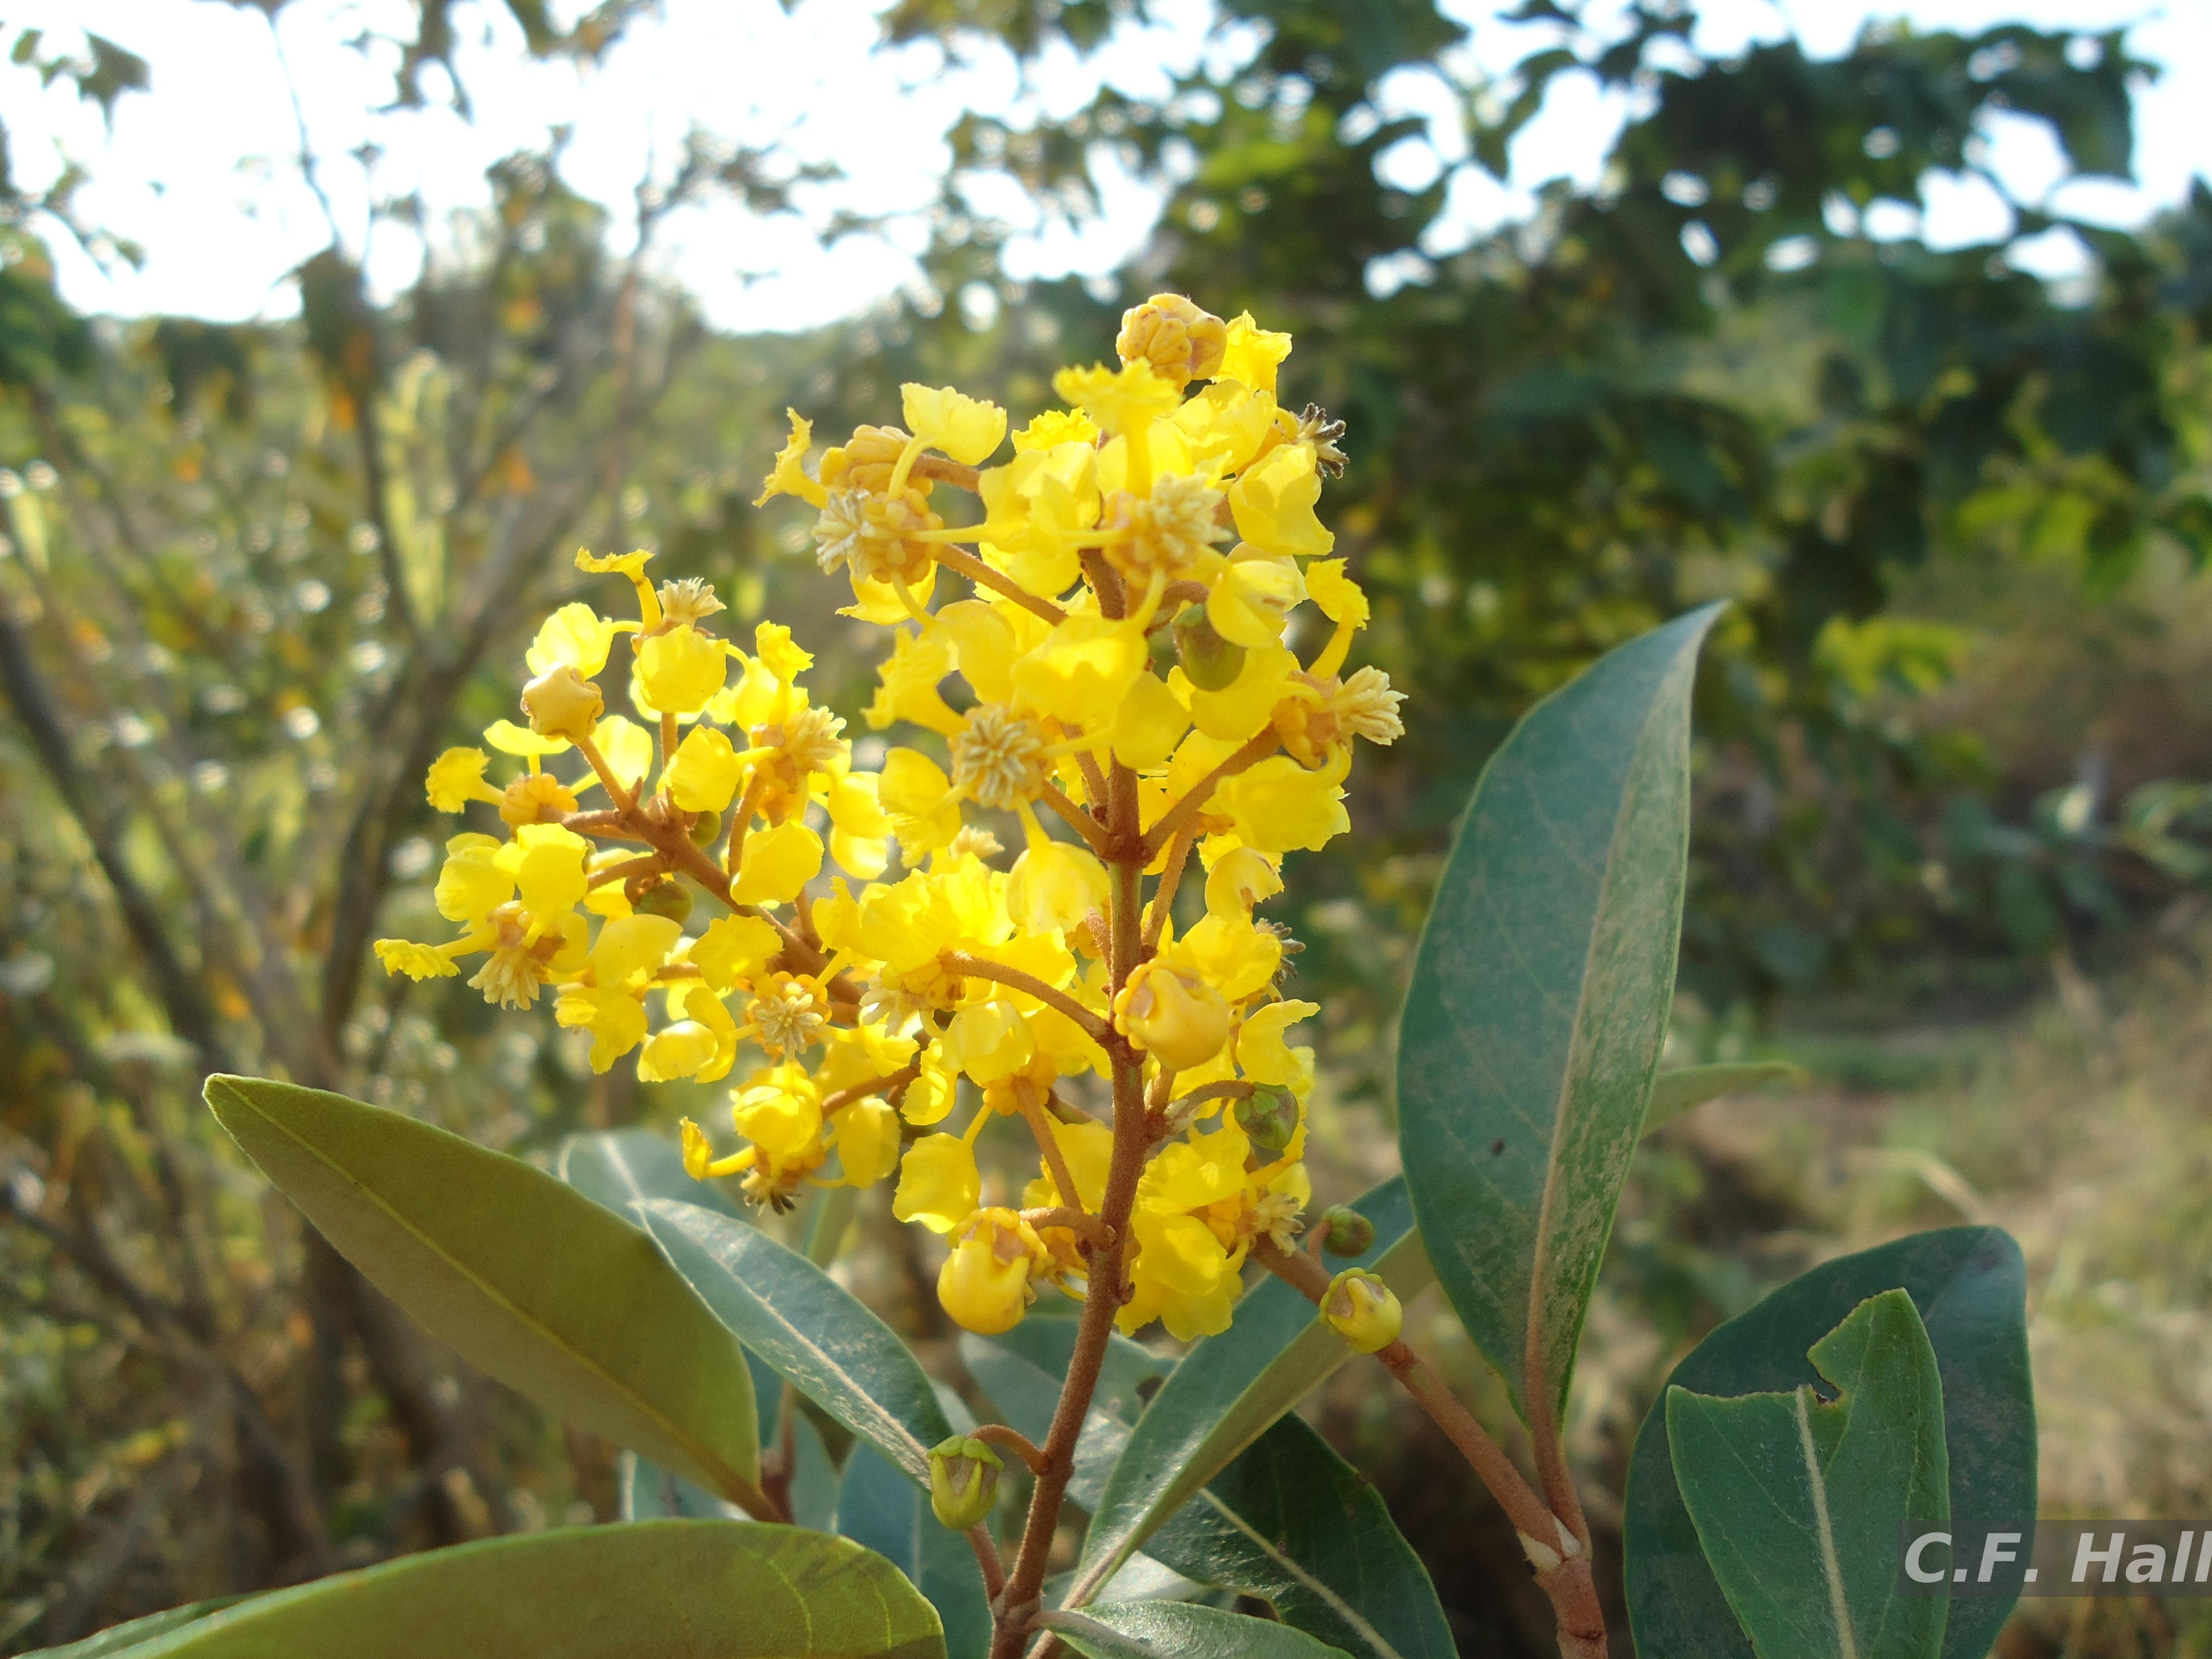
[2,0,2209,1652]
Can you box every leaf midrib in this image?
[222,1084,766,1515]
[1796,1385,1860,1659]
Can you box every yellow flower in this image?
[1205,846,1284,917]
[1122,1209,1239,1341]
[1114,959,1232,1072]
[434,834,513,924]
[666,725,745,813]
[520,664,603,743]
[893,1133,982,1233]
[939,997,1035,1087]
[1206,547,1306,649]
[374,939,460,980]
[557,982,652,1073]
[1216,311,1293,394]
[1236,999,1318,1089]
[499,822,590,918]
[1111,671,1190,771]
[689,913,780,991]
[1228,441,1333,561]
[833,1098,902,1187]
[638,1018,721,1082]
[1212,754,1349,855]
[754,409,826,508]
[1051,360,1180,438]
[589,913,685,991]
[426,747,498,812]
[879,748,964,856]
[526,602,618,678]
[637,623,727,716]
[1304,558,1370,627]
[1010,614,1148,726]
[500,771,578,826]
[899,1049,958,1125]
[731,1063,827,1199]
[734,820,823,906]
[937,1207,1049,1334]
[865,626,963,736]
[1012,409,1098,451]
[1321,1268,1402,1354]
[1007,838,1110,938]
[1182,911,1281,1002]
[902,383,1008,466]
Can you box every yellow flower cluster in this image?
[375,295,1402,1342]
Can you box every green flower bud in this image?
[688,808,722,847]
[1318,1205,1375,1258]
[633,880,694,924]
[1233,1083,1299,1153]
[1172,603,1245,692]
[1321,1268,1402,1354]
[928,1435,1003,1532]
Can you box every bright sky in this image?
[4,0,2204,332]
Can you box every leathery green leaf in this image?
[1040,1601,1352,1659]
[836,1442,993,1659]
[72,1522,943,1658]
[1668,1290,1949,1659]
[1068,1177,1432,1602]
[557,1126,743,1220]
[203,1075,766,1515]
[1641,1062,1803,1139]
[1625,1226,2034,1659]
[1396,604,1721,1420]
[641,1197,954,1484]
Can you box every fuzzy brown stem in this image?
[968,1522,1007,1604]
[936,545,1068,626]
[972,1423,1051,1476]
[1039,781,1113,856]
[941,952,1111,1044]
[1014,1085,1087,1213]
[1142,816,1202,953]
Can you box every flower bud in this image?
[1114,960,1232,1073]
[1234,1083,1300,1152]
[1321,1268,1402,1354]
[1116,294,1228,388]
[1318,1205,1375,1258]
[928,1435,1003,1531]
[688,808,722,847]
[520,664,603,743]
[632,879,693,924]
[1172,604,1245,692]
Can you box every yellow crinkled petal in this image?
[375,939,460,980]
[902,384,1008,467]
[690,913,781,992]
[503,822,589,916]
[754,621,814,683]
[893,1132,982,1233]
[1304,558,1370,628]
[1228,441,1333,562]
[527,602,618,678]
[667,725,746,814]
[865,626,962,735]
[1111,671,1190,771]
[637,623,727,716]
[590,912,685,991]
[1050,360,1180,438]
[833,1098,902,1187]
[898,1050,958,1126]
[840,561,938,626]
[1204,846,1283,917]
[555,985,651,1073]
[434,835,513,924]
[592,714,655,793]
[1207,547,1306,649]
[934,600,1020,706]
[1186,644,1299,743]
[583,850,636,920]
[1012,409,1098,451]
[1182,911,1283,1003]
[482,718,569,759]
[637,1019,720,1082]
[1010,614,1147,727]
[754,410,826,508]
[426,747,493,812]
[1212,754,1349,855]
[1215,311,1293,394]
[1007,838,1110,938]
[577,547,653,576]
[734,819,823,906]
[1172,381,1279,474]
[1238,998,1319,1090]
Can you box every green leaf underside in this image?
[557,1127,744,1220]
[202,1076,765,1515]
[1045,1601,1354,1659]
[1071,1177,1434,1603]
[23,1599,249,1657]
[965,1329,1451,1659]
[624,1412,839,1532]
[77,1523,943,1658]
[1669,1290,1950,1659]
[836,1442,994,1659]
[1642,1062,1804,1139]
[1397,604,1720,1420]
[1624,1227,2036,1659]
[641,1197,954,1484]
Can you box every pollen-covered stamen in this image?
[1332,665,1405,745]
[950,704,1051,812]
[948,823,1005,861]
[1249,1189,1306,1253]
[1101,473,1226,583]
[746,971,831,1058]
[1298,403,1349,478]
[655,577,726,629]
[467,904,561,1009]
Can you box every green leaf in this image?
[203,1076,767,1516]
[965,1329,1452,1659]
[78,1523,943,1658]
[641,1197,955,1484]
[1668,1289,1949,1659]
[1642,1062,1804,1139]
[836,1442,994,1659]
[21,1599,247,1657]
[1397,604,1721,1420]
[557,1127,743,1220]
[1041,1602,1352,1659]
[623,1410,839,1530]
[1625,1226,2035,1659]
[1068,1178,1431,1604]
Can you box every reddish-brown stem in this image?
[940,952,1110,1045]
[1142,817,1201,952]
[573,732,640,817]
[914,454,982,491]
[819,1060,922,1115]
[1170,1079,1252,1118]
[1013,1085,1085,1212]
[587,852,666,890]
[1073,751,1111,818]
[971,1423,1051,1476]
[1139,730,1279,861]
[1039,782,1113,856]
[1252,1240,1607,1657]
[1018,1206,1113,1247]
[967,1522,1007,1604]
[935,545,1068,626]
